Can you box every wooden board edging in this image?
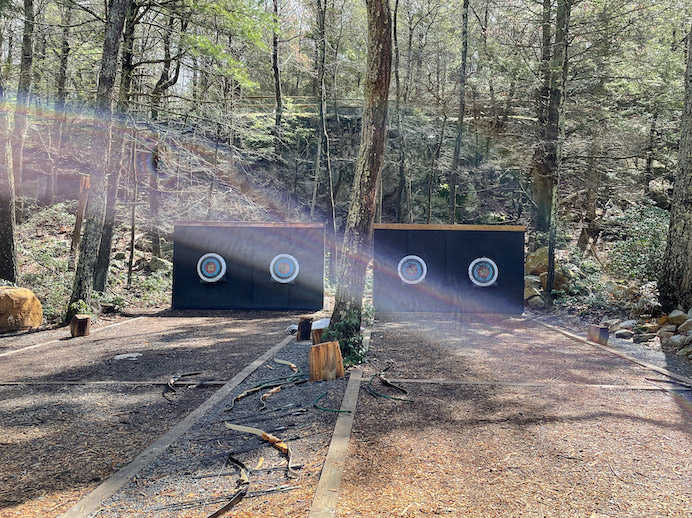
[308,327,371,518]
[374,223,525,232]
[60,334,296,518]
[175,221,325,228]
[532,318,692,387]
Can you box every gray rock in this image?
[664,335,689,348]
[676,346,692,357]
[688,308,692,320]
[524,275,542,291]
[633,333,656,343]
[614,329,634,339]
[524,287,543,301]
[614,319,638,331]
[658,331,675,341]
[658,324,678,334]
[601,318,622,331]
[677,319,692,334]
[668,310,688,326]
[527,296,544,309]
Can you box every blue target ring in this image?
[468,257,498,287]
[397,255,427,284]
[270,254,299,283]
[197,253,227,283]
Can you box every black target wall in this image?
[373,224,525,314]
[173,222,325,311]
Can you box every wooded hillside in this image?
[0,0,691,322]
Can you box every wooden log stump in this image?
[311,328,323,345]
[298,317,313,341]
[587,325,608,345]
[309,341,345,381]
[70,314,91,337]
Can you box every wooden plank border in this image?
[308,327,371,518]
[0,316,146,359]
[532,318,692,387]
[60,334,296,518]
[374,223,526,232]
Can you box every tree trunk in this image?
[0,78,17,283]
[149,145,162,258]
[93,1,139,292]
[449,0,469,224]
[531,0,554,233]
[46,5,72,207]
[68,0,129,320]
[331,0,391,332]
[545,0,571,307]
[310,0,328,219]
[272,0,283,154]
[11,0,34,210]
[659,23,692,311]
[151,15,185,120]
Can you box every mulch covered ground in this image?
[0,310,329,518]
[338,314,692,518]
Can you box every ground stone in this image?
[0,287,43,331]
[668,310,688,326]
[633,333,656,343]
[614,320,638,331]
[658,324,678,334]
[664,335,689,348]
[676,346,692,357]
[676,319,692,333]
[614,329,634,339]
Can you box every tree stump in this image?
[587,325,608,345]
[70,314,91,337]
[309,341,345,381]
[298,317,313,341]
[311,328,324,345]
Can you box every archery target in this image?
[397,255,428,284]
[468,257,499,287]
[197,253,227,283]
[270,254,300,283]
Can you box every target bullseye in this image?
[397,255,427,284]
[270,254,300,283]
[468,257,498,287]
[197,253,227,283]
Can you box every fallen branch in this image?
[225,423,299,478]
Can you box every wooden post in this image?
[70,314,91,337]
[587,325,608,345]
[68,175,90,270]
[298,317,313,341]
[309,341,345,381]
[311,328,324,345]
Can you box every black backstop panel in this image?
[373,224,525,314]
[173,222,325,311]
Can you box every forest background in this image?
[0,0,691,325]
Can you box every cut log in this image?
[309,341,345,381]
[587,325,608,345]
[311,328,323,345]
[297,317,313,341]
[70,314,91,337]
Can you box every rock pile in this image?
[523,246,571,308]
[601,309,692,358]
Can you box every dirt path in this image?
[0,311,299,518]
[338,314,692,518]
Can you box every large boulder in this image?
[525,247,549,275]
[0,287,43,331]
[668,310,688,326]
[539,270,571,292]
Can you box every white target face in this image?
[397,255,428,284]
[270,254,300,283]
[468,257,499,287]
[197,253,227,283]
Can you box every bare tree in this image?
[331,0,392,332]
[0,72,17,283]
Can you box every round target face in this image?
[197,253,227,283]
[270,254,300,283]
[468,257,499,287]
[397,255,428,284]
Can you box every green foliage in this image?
[554,248,611,315]
[606,206,669,282]
[68,299,91,316]
[323,309,368,366]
